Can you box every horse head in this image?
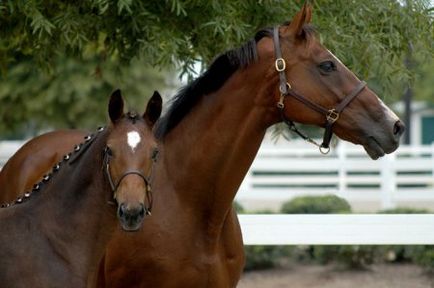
[267,3,404,159]
[105,90,162,231]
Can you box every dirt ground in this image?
[238,264,434,288]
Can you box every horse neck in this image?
[161,59,277,228]
[33,136,117,277]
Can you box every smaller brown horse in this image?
[0,89,162,288]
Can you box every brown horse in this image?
[0,4,404,287]
[0,90,161,288]
[0,130,88,202]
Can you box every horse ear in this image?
[285,3,312,37]
[109,89,125,123]
[143,91,162,126]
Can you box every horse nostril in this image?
[393,120,405,136]
[139,205,145,218]
[118,204,126,218]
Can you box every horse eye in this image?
[318,61,336,73]
[151,147,159,161]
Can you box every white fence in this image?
[239,214,434,245]
[236,141,434,212]
[0,141,23,169]
[1,140,434,245]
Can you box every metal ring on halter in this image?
[279,82,292,94]
[319,145,331,154]
[275,58,286,72]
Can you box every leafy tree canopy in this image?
[0,56,169,138]
[1,0,432,77]
[0,0,433,138]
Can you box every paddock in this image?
[237,140,434,212]
[2,139,433,246]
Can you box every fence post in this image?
[239,166,253,198]
[431,142,434,187]
[380,153,396,210]
[337,141,347,198]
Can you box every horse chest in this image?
[103,212,244,287]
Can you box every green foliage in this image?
[377,207,434,272]
[280,195,351,214]
[313,245,378,269]
[379,207,430,214]
[413,56,434,104]
[408,246,434,273]
[233,201,245,214]
[241,207,292,271]
[244,245,291,271]
[241,201,434,271]
[315,0,433,102]
[281,195,377,269]
[0,0,432,98]
[0,56,170,139]
[1,1,433,136]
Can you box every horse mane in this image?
[154,28,271,139]
[155,24,316,139]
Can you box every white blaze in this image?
[127,131,141,152]
[327,49,400,122]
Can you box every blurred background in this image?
[0,0,433,287]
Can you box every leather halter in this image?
[103,147,156,215]
[273,26,367,153]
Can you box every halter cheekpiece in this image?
[103,146,156,216]
[272,26,367,154]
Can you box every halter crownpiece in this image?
[272,26,366,154]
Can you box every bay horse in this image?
[0,90,162,287]
[0,4,404,287]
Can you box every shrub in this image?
[313,245,378,269]
[233,201,245,214]
[379,207,429,214]
[242,208,292,271]
[280,195,351,214]
[281,195,378,269]
[408,246,434,273]
[244,245,291,271]
[377,207,433,271]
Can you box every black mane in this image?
[155,28,273,139]
[155,24,317,139]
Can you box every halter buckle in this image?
[275,58,286,72]
[326,109,339,123]
[279,82,292,95]
[319,145,331,154]
[277,94,285,109]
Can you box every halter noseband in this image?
[103,147,156,215]
[273,26,366,154]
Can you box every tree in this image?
[1,1,432,78]
[0,0,433,137]
[0,56,170,138]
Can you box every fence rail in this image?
[1,140,434,245]
[236,141,434,211]
[240,214,434,245]
[0,141,22,168]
